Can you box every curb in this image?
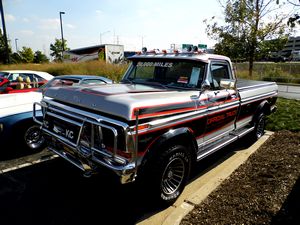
[138,131,274,225]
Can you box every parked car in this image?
[0,77,9,93]
[0,70,54,94]
[0,75,113,154]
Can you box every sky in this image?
[1,0,299,57]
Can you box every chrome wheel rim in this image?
[24,126,44,150]
[161,157,185,195]
[256,116,265,138]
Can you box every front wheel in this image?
[22,124,45,152]
[142,144,192,206]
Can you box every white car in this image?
[0,75,113,154]
[0,70,54,94]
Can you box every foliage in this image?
[284,0,300,27]
[33,50,49,63]
[19,46,34,63]
[10,52,22,64]
[256,36,288,60]
[234,62,300,84]
[50,38,70,62]
[205,0,289,76]
[0,29,12,64]
[266,97,300,132]
[0,60,128,82]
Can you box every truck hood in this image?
[43,83,199,121]
[0,91,42,117]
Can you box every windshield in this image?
[0,72,9,78]
[123,59,206,89]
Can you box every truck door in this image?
[203,61,239,144]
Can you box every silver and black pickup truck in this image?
[34,48,277,205]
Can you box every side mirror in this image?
[201,80,211,92]
[220,79,236,89]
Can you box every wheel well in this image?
[252,100,270,124]
[139,129,198,175]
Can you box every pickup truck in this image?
[34,48,278,205]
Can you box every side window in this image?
[11,73,20,81]
[209,62,231,90]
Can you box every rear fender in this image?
[252,100,270,124]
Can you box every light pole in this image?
[140,35,146,49]
[0,0,9,63]
[100,30,110,45]
[59,11,65,53]
[15,38,18,52]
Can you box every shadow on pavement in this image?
[0,134,257,225]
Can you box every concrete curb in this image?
[138,131,274,225]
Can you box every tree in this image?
[33,50,49,63]
[10,52,22,64]
[19,46,34,63]
[257,36,288,60]
[286,0,300,27]
[205,0,289,76]
[50,38,69,62]
[0,29,12,64]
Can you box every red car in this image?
[0,70,54,94]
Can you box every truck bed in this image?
[236,79,278,101]
[237,79,277,91]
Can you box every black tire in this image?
[251,113,266,141]
[142,144,192,206]
[20,124,45,153]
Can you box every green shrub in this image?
[266,98,300,132]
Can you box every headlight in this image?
[0,123,3,133]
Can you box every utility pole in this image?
[59,11,65,53]
[15,38,18,52]
[0,0,9,63]
[100,30,110,45]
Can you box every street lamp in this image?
[140,35,146,49]
[0,0,9,63]
[15,38,18,52]
[100,30,110,45]
[59,11,65,53]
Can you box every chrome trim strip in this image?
[238,82,277,91]
[237,127,254,138]
[197,135,238,161]
[241,92,277,105]
[134,108,208,135]
[198,129,232,147]
[47,111,82,127]
[33,102,43,125]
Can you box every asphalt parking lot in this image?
[0,134,262,225]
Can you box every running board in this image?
[196,126,255,162]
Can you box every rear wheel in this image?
[251,113,266,141]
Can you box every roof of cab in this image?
[129,52,231,63]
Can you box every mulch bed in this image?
[181,130,300,225]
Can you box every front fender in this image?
[139,127,198,171]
